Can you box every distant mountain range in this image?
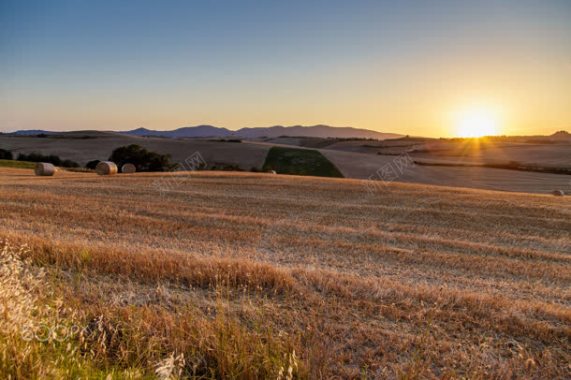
[123,125,231,138]
[119,125,403,140]
[7,129,57,136]
[5,126,570,141]
[4,125,401,139]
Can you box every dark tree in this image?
[85,160,101,170]
[17,152,79,168]
[108,144,175,172]
[0,149,13,160]
[61,159,80,168]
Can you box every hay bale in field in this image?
[34,162,56,176]
[95,161,118,176]
[552,190,565,196]
[121,163,136,174]
[268,170,277,174]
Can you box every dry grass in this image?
[0,168,569,378]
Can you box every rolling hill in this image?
[1,132,569,194]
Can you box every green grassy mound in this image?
[0,160,35,169]
[262,147,343,178]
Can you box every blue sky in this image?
[1,0,570,136]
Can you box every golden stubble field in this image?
[0,167,570,379]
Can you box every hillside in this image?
[4,136,566,194]
[0,133,271,170]
[0,168,569,378]
[550,130,571,141]
[1,133,569,194]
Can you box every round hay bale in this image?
[95,161,118,176]
[34,162,56,176]
[121,163,136,174]
[268,170,277,174]
[552,190,565,196]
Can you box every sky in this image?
[1,0,570,137]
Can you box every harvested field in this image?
[321,149,571,194]
[0,167,570,378]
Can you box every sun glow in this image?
[455,107,500,138]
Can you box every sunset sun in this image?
[455,107,500,138]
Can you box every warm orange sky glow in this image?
[1,1,570,137]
